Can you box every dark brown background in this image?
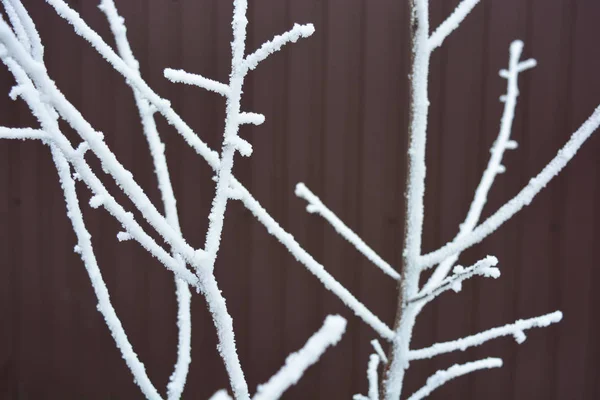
[0,0,599,399]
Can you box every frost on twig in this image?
[422,40,535,292]
[371,340,387,364]
[253,315,346,400]
[409,311,562,360]
[244,23,314,71]
[164,68,230,96]
[240,185,395,341]
[419,102,600,270]
[410,256,499,305]
[367,354,380,400]
[98,1,192,397]
[0,126,48,140]
[295,183,400,280]
[42,0,389,346]
[427,0,481,51]
[406,358,503,400]
[212,315,347,400]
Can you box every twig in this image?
[0,126,48,140]
[427,0,481,51]
[98,1,192,398]
[253,315,346,400]
[419,103,600,270]
[410,256,499,305]
[367,354,380,400]
[295,183,400,280]
[164,68,230,96]
[422,40,534,293]
[406,358,502,400]
[409,311,562,360]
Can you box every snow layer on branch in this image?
[371,339,388,364]
[98,2,192,396]
[367,354,380,400]
[406,358,502,400]
[419,103,600,270]
[427,0,481,51]
[409,311,562,360]
[422,41,531,291]
[0,126,48,140]
[51,142,161,399]
[411,256,499,304]
[296,183,400,280]
[239,183,394,340]
[1,0,43,61]
[253,315,346,400]
[244,23,314,71]
[164,68,230,96]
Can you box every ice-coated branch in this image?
[44,1,387,393]
[384,0,431,397]
[1,0,43,61]
[238,183,395,340]
[35,0,387,342]
[253,315,346,400]
[4,37,161,394]
[164,68,230,97]
[0,19,207,270]
[244,23,314,71]
[210,315,346,400]
[367,354,380,400]
[295,183,400,280]
[98,1,192,397]
[427,0,481,51]
[51,144,163,400]
[406,358,503,400]
[0,126,48,140]
[2,0,30,54]
[371,340,388,364]
[419,103,600,270]
[410,256,499,305]
[45,0,221,168]
[0,48,198,287]
[422,41,533,292]
[409,311,562,360]
[209,390,233,400]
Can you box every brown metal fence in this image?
[0,0,599,398]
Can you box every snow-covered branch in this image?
[422,40,533,292]
[213,315,347,400]
[406,358,502,400]
[0,18,207,271]
[410,256,499,305]
[427,0,481,51]
[1,0,42,61]
[164,68,230,96]
[244,23,314,71]
[295,183,400,280]
[253,315,346,400]
[239,183,395,341]
[419,103,600,270]
[371,340,388,364]
[409,311,562,360]
[367,354,380,400]
[0,126,48,140]
[384,0,432,397]
[0,46,198,287]
[46,0,394,343]
[51,145,163,400]
[98,1,192,397]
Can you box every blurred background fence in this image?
[0,0,599,398]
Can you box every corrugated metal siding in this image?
[0,0,598,398]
